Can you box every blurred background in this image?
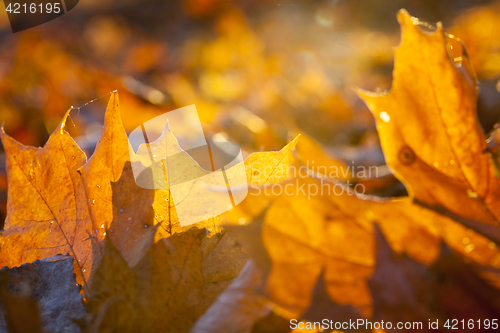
[1,0,500,228]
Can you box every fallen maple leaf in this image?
[354,9,500,266]
[0,110,95,290]
[0,92,299,294]
[220,9,500,323]
[357,10,500,227]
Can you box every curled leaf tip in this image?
[57,109,73,135]
[0,126,7,143]
[107,90,119,107]
[397,8,413,25]
[0,126,21,147]
[102,91,123,128]
[354,86,376,98]
[285,134,301,151]
[355,88,387,115]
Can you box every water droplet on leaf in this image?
[379,111,390,122]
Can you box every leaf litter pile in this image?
[2,9,500,333]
